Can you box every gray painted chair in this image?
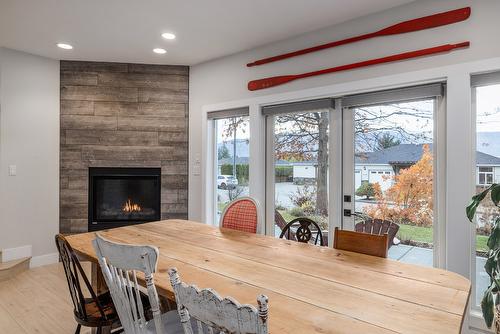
[93,233,184,334]
[168,267,269,334]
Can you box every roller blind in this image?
[471,71,500,87]
[342,83,444,108]
[261,98,334,116]
[207,107,249,120]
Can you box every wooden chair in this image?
[354,217,400,249]
[275,209,294,239]
[279,217,325,246]
[220,197,260,234]
[333,227,388,258]
[168,267,269,334]
[92,233,184,334]
[55,234,122,334]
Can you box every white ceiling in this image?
[0,0,415,65]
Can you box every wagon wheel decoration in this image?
[295,222,312,242]
[279,217,325,246]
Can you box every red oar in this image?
[248,42,469,91]
[246,7,470,67]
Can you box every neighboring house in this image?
[218,140,500,188]
[355,144,500,191]
[476,151,500,186]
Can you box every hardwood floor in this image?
[0,262,91,334]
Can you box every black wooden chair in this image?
[55,234,123,334]
[279,217,325,246]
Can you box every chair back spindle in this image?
[93,233,163,334]
[55,234,108,322]
[168,268,269,334]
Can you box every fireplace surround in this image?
[88,167,161,231]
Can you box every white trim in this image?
[329,99,343,247]
[434,94,447,269]
[248,104,266,235]
[341,105,355,232]
[265,115,276,236]
[30,252,59,268]
[1,245,32,262]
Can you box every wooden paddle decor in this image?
[248,42,470,91]
[246,7,471,67]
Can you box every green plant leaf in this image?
[485,255,497,277]
[488,223,500,249]
[482,288,495,328]
[491,184,500,206]
[467,187,491,221]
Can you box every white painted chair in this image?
[168,267,269,334]
[92,233,185,334]
[219,196,262,234]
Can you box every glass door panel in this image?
[474,83,500,306]
[345,99,435,266]
[214,116,250,222]
[270,110,330,243]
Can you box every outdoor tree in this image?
[363,144,433,226]
[275,112,329,215]
[355,182,380,200]
[376,132,401,150]
[273,101,433,217]
[218,145,231,160]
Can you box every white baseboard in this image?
[1,245,32,262]
[30,252,59,268]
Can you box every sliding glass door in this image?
[264,100,333,240]
[263,84,443,265]
[343,97,437,266]
[472,75,500,307]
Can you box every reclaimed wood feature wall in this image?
[60,61,189,233]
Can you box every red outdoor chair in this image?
[220,197,261,234]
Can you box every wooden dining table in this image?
[66,219,470,334]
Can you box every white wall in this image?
[189,0,500,222]
[0,47,59,265]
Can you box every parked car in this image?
[217,175,238,189]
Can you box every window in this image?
[209,108,250,223]
[478,167,494,185]
[472,77,500,307]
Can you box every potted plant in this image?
[467,183,500,329]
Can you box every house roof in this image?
[356,143,500,166]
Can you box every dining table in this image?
[65,219,471,334]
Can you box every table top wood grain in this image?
[66,219,471,334]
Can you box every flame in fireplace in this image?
[123,199,142,213]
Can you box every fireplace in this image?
[88,167,161,231]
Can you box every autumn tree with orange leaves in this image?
[364,144,433,226]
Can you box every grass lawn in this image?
[390,224,488,252]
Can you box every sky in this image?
[476,84,500,132]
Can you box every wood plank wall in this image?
[60,61,189,233]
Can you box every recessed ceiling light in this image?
[153,48,167,54]
[57,43,73,50]
[161,32,176,40]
